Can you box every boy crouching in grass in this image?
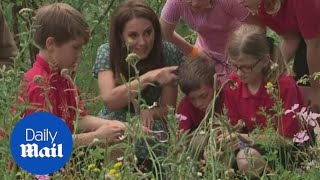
[176,56,224,160]
[177,56,222,133]
[21,3,126,147]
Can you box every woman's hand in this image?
[147,66,178,85]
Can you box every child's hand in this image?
[217,133,251,151]
[217,133,241,151]
[94,120,126,143]
[140,109,154,130]
[217,133,237,142]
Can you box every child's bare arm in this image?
[73,117,127,147]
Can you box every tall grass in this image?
[1,0,319,179]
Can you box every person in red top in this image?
[223,24,307,177]
[237,0,320,120]
[18,3,126,147]
[225,73,303,137]
[177,56,221,133]
[176,97,205,132]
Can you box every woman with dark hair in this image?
[93,0,183,160]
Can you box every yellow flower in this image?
[93,167,100,173]
[108,168,117,176]
[266,82,273,88]
[265,82,275,94]
[113,162,123,169]
[88,163,96,170]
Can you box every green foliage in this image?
[1,0,320,179]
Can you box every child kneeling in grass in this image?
[222,24,315,177]
[177,56,223,133]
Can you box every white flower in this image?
[92,138,100,143]
[125,53,140,65]
[19,8,33,19]
[270,62,279,70]
[148,102,158,109]
[197,172,203,177]
[305,160,317,170]
[60,68,70,76]
[118,135,126,140]
[117,156,124,161]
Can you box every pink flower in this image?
[297,110,320,128]
[308,119,317,127]
[175,114,187,121]
[35,175,50,180]
[285,104,299,115]
[230,82,238,90]
[293,130,310,143]
[308,112,320,126]
[285,104,320,128]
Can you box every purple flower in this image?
[175,114,187,121]
[293,130,310,144]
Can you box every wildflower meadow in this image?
[1,0,320,179]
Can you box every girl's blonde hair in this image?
[226,24,289,83]
[263,0,285,15]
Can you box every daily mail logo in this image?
[10,112,73,175]
[21,129,63,158]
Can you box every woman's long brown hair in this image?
[109,0,164,84]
